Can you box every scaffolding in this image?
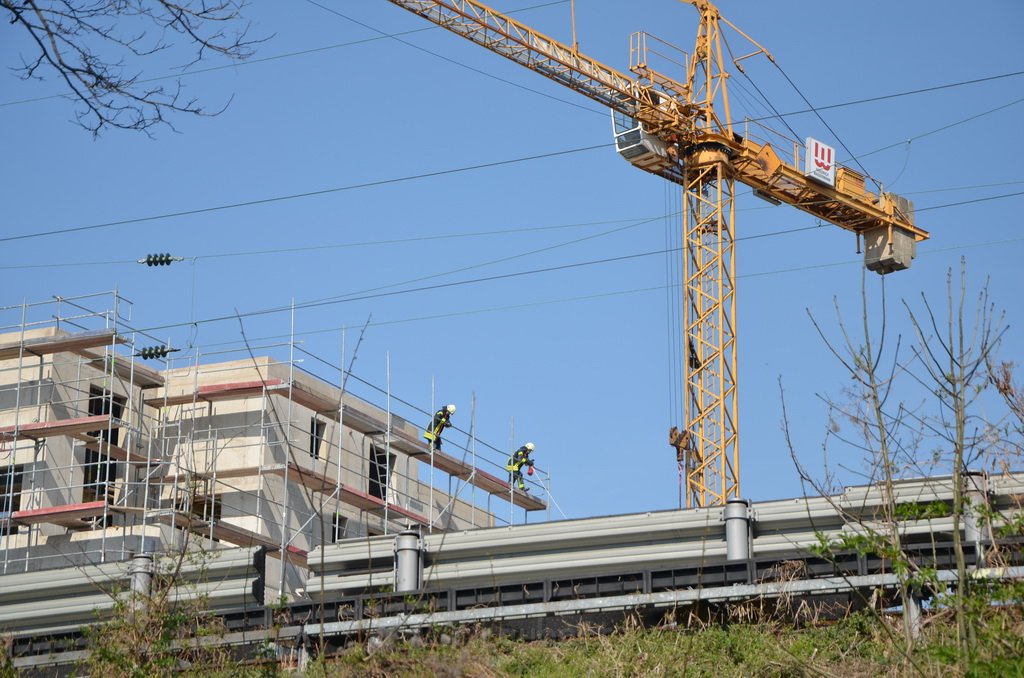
[0,292,550,599]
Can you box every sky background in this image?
[2,1,1023,523]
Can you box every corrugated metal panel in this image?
[0,547,259,637]
[305,473,1024,597]
[305,565,1024,638]
[2,472,1019,639]
[840,477,954,507]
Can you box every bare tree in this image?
[800,275,924,652]
[3,0,260,135]
[904,260,1007,659]
[785,260,1017,671]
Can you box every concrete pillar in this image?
[129,553,153,612]
[724,499,751,561]
[394,527,423,593]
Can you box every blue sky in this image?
[2,1,1023,522]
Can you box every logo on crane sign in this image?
[804,137,836,187]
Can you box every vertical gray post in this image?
[394,526,423,593]
[905,592,923,640]
[129,553,153,612]
[724,499,751,561]
[963,470,988,561]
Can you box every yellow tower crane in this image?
[384,0,930,508]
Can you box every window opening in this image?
[368,445,394,501]
[330,512,348,543]
[83,386,125,506]
[309,417,326,460]
[0,465,23,536]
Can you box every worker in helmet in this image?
[506,442,536,492]
[423,403,456,450]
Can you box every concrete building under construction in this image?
[0,292,547,600]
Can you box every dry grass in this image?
[307,605,1024,678]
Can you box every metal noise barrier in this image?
[394,527,424,592]
[724,498,751,561]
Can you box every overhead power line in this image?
[128,187,1024,335]
[3,181,1022,272]
[916,190,1024,212]
[0,214,655,271]
[144,232,1024,354]
[0,1,574,109]
[0,143,610,244]
[749,70,1024,123]
[5,74,1021,248]
[855,95,1024,160]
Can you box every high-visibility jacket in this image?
[424,408,452,440]
[506,446,533,472]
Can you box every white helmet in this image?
[446,403,456,414]
[525,442,535,451]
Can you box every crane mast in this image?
[384,0,929,508]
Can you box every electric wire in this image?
[174,228,1024,355]
[0,142,611,244]
[907,179,1024,196]
[0,1,574,108]
[854,95,1024,160]
[301,0,601,117]
[4,0,1021,501]
[6,74,1020,247]
[915,190,1024,212]
[748,70,1024,123]
[137,247,675,333]
[293,347,516,460]
[295,215,664,309]
[130,227,1024,467]
[3,181,1021,272]
[124,184,1024,336]
[0,214,651,270]
[0,216,644,271]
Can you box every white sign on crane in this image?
[804,137,836,186]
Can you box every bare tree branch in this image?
[2,0,264,135]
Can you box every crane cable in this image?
[771,62,880,191]
[301,0,598,116]
[720,31,802,142]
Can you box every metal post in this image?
[509,417,515,527]
[278,301,297,601]
[428,379,435,534]
[384,352,392,535]
[394,526,423,593]
[724,498,751,561]
[129,552,153,612]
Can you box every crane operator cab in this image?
[612,110,675,173]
